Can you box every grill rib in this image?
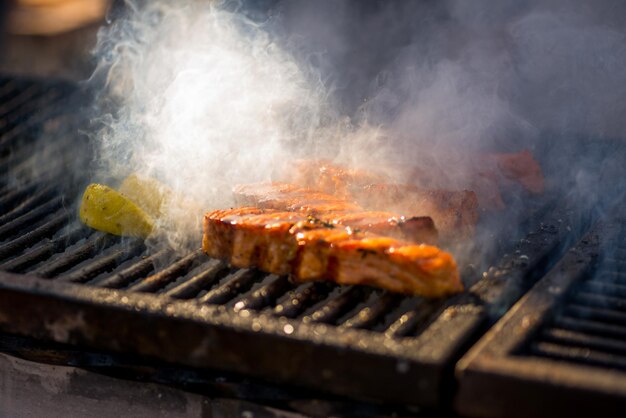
[0,211,69,261]
[273,282,334,318]
[163,259,228,299]
[0,84,40,121]
[530,341,626,371]
[553,316,626,340]
[385,299,441,338]
[233,275,293,312]
[305,286,368,324]
[96,249,169,289]
[0,196,64,240]
[198,269,261,305]
[0,224,88,273]
[342,292,401,329]
[128,249,205,293]
[0,183,40,213]
[0,93,66,147]
[580,281,626,298]
[572,292,626,312]
[57,240,145,284]
[0,185,56,225]
[541,328,626,356]
[31,233,114,278]
[564,305,626,327]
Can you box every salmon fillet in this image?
[289,160,479,239]
[291,159,388,198]
[233,182,438,244]
[292,153,543,213]
[353,184,479,241]
[234,182,362,214]
[407,165,505,210]
[483,150,545,195]
[203,208,462,297]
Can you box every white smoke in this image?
[91,0,328,207]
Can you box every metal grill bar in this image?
[0,185,57,225]
[592,271,626,284]
[0,196,64,240]
[385,299,440,338]
[0,116,77,174]
[342,293,401,329]
[540,327,626,356]
[0,224,88,273]
[0,85,67,122]
[529,341,626,370]
[580,281,626,298]
[127,249,205,293]
[163,259,227,299]
[563,305,626,327]
[31,233,114,278]
[57,240,145,284]
[0,211,69,261]
[273,282,333,318]
[0,92,69,147]
[0,183,41,213]
[0,80,22,102]
[198,269,261,305]
[552,316,626,340]
[572,292,626,311]
[96,249,169,289]
[0,84,40,121]
[4,88,64,121]
[306,286,369,324]
[233,275,293,312]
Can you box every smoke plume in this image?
[90,0,626,261]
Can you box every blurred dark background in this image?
[0,0,109,80]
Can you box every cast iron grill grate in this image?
[0,74,561,339]
[0,218,464,337]
[526,226,626,370]
[0,75,582,408]
[455,204,626,418]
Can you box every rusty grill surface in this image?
[0,75,598,409]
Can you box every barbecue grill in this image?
[2,72,626,417]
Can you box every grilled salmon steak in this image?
[352,183,479,241]
[292,159,387,199]
[289,160,479,239]
[291,153,544,214]
[203,208,462,297]
[234,182,438,244]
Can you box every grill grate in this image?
[0,75,586,408]
[527,227,626,371]
[455,206,626,418]
[0,184,475,340]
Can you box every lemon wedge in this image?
[79,183,154,238]
[118,173,173,218]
